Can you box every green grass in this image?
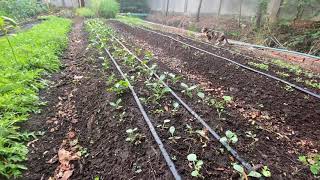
[76,7,95,18]
[248,62,269,71]
[116,15,151,28]
[90,0,119,18]
[0,16,71,179]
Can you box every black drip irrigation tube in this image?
[110,35,254,172]
[96,35,181,180]
[114,21,320,100]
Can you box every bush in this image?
[90,0,119,18]
[0,0,48,21]
[76,8,95,18]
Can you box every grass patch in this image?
[248,62,269,71]
[90,0,119,18]
[0,16,71,179]
[76,7,95,18]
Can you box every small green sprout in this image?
[168,126,181,142]
[299,154,320,175]
[109,80,129,95]
[187,154,204,178]
[284,85,294,92]
[181,83,197,98]
[110,98,123,110]
[157,119,171,129]
[125,128,144,145]
[248,62,269,71]
[220,130,238,144]
[172,102,180,114]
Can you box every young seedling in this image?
[109,98,123,110]
[284,85,294,92]
[144,50,154,61]
[185,124,195,135]
[172,102,180,115]
[209,98,225,119]
[164,72,182,84]
[187,154,204,178]
[146,75,171,104]
[125,128,144,145]
[157,119,171,129]
[181,83,197,98]
[299,154,320,176]
[197,92,205,101]
[220,130,238,144]
[168,126,181,143]
[109,80,129,95]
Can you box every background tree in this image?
[196,0,203,22]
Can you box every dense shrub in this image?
[76,7,95,18]
[0,0,48,21]
[90,0,119,18]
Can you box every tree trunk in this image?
[255,1,263,28]
[165,0,170,16]
[184,0,188,14]
[218,0,223,16]
[269,0,283,23]
[238,0,243,27]
[196,0,203,22]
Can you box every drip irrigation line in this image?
[110,35,254,172]
[118,23,320,100]
[98,36,182,180]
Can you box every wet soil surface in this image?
[108,20,320,179]
[22,18,170,179]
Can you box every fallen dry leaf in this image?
[61,170,73,180]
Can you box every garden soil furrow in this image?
[108,20,320,179]
[22,18,170,179]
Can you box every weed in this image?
[248,62,269,71]
[109,98,122,110]
[220,130,238,144]
[125,128,144,145]
[168,126,181,142]
[299,154,320,175]
[181,83,197,98]
[187,154,204,178]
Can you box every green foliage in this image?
[76,8,95,18]
[145,75,171,104]
[90,0,120,18]
[299,154,320,175]
[125,128,144,145]
[0,16,71,179]
[180,83,197,98]
[109,98,123,110]
[120,0,149,13]
[109,80,129,95]
[0,0,48,21]
[220,130,238,144]
[248,62,269,71]
[187,153,204,178]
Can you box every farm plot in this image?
[96,19,319,179]
[77,17,318,178]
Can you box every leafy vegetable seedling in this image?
[187,154,204,178]
[299,154,320,176]
[125,128,144,145]
[220,130,238,144]
[181,83,197,98]
[109,80,129,95]
[172,102,180,114]
[109,98,123,110]
[157,119,171,129]
[168,126,181,143]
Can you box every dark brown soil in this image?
[108,20,320,179]
[22,18,170,180]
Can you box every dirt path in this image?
[22,18,170,180]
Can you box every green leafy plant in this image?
[187,154,204,178]
[90,0,119,18]
[208,96,233,118]
[157,119,171,129]
[125,128,144,145]
[172,102,180,114]
[181,83,197,98]
[164,72,182,84]
[0,16,17,63]
[299,154,320,175]
[146,75,171,104]
[76,8,95,18]
[109,98,123,110]
[220,130,238,144]
[248,62,269,71]
[109,80,129,95]
[168,126,181,142]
